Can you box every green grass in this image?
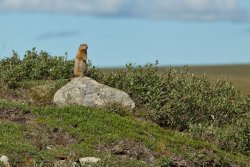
[0,121,53,164]
[0,99,249,166]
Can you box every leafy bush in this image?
[21,49,73,80]
[217,114,250,155]
[89,62,249,130]
[0,48,74,88]
[188,123,218,141]
[0,51,24,88]
[155,76,248,130]
[189,117,250,156]
[88,62,165,110]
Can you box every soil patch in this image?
[0,88,33,104]
[0,108,35,124]
[96,139,192,167]
[99,139,156,165]
[26,125,77,150]
[0,107,77,150]
[0,87,54,106]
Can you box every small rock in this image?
[46,145,55,150]
[0,155,10,167]
[79,157,101,165]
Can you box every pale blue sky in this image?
[0,0,250,67]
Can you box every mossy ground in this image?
[0,53,249,166]
[0,99,249,167]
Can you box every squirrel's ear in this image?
[84,44,88,49]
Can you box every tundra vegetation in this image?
[0,49,249,166]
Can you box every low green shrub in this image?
[189,114,250,155]
[188,123,217,142]
[89,62,249,131]
[21,49,73,80]
[0,51,24,88]
[88,62,165,110]
[0,48,73,88]
[217,114,250,155]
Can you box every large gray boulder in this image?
[53,77,135,111]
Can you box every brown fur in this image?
[74,44,88,77]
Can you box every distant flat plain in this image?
[171,64,250,96]
[103,64,250,96]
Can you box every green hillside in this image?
[0,50,249,166]
[0,100,249,166]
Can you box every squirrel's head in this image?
[79,44,88,51]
